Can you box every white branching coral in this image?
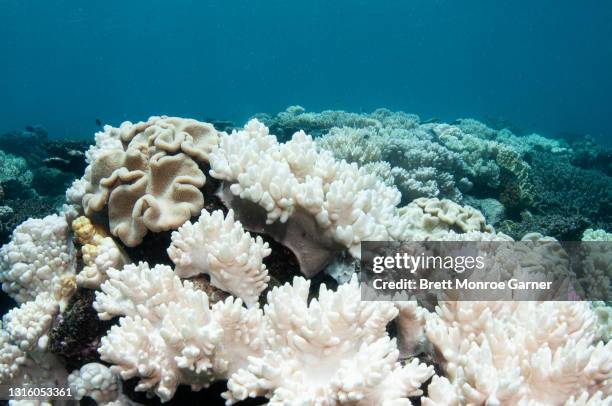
[168,209,271,307]
[210,297,265,379]
[422,301,611,405]
[224,275,433,405]
[209,119,401,276]
[0,214,76,309]
[94,262,223,402]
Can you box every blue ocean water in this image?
[1,0,611,143]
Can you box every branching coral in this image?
[94,262,224,401]
[209,119,401,275]
[423,301,611,404]
[168,209,271,307]
[79,116,218,246]
[0,214,76,309]
[2,293,57,352]
[2,111,609,406]
[224,275,434,405]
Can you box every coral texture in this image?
[423,301,611,404]
[0,214,76,309]
[168,209,271,307]
[94,262,224,401]
[209,119,401,274]
[224,276,434,405]
[72,216,129,289]
[79,116,218,246]
[68,362,126,405]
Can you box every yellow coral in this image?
[72,216,108,245]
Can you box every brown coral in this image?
[81,117,218,246]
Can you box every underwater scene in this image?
[0,1,611,405]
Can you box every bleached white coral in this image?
[395,301,428,357]
[390,197,494,241]
[209,119,401,262]
[210,297,265,379]
[72,215,130,289]
[168,209,271,307]
[0,325,26,383]
[68,363,124,405]
[224,275,433,405]
[583,228,612,241]
[0,214,76,309]
[80,237,129,289]
[94,262,223,402]
[423,301,611,404]
[2,293,58,352]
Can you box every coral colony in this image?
[0,108,610,405]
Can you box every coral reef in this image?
[0,110,610,405]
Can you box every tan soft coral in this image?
[81,117,218,246]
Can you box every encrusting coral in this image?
[168,208,271,307]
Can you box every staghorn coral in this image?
[0,214,76,309]
[224,275,434,405]
[79,116,218,247]
[168,209,271,308]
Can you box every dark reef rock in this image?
[31,167,76,196]
[499,151,612,239]
[122,379,267,405]
[498,212,590,241]
[47,289,116,371]
[0,127,89,169]
[0,196,62,245]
